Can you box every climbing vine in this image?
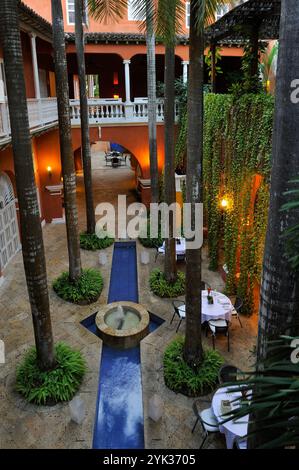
[175,93,274,314]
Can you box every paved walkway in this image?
[0,164,258,449]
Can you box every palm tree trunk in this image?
[146,0,159,203]
[256,0,299,363]
[51,0,82,282]
[75,0,95,234]
[0,0,55,371]
[164,43,177,283]
[183,1,204,367]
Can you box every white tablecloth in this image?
[158,238,186,256]
[212,387,248,449]
[178,291,233,324]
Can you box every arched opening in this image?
[67,53,125,100]
[0,172,20,270]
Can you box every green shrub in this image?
[80,232,114,251]
[138,218,163,249]
[164,337,224,396]
[16,342,87,405]
[149,268,185,298]
[53,268,103,304]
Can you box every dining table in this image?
[178,290,233,324]
[212,386,249,449]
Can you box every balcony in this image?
[0,97,58,143]
[0,97,179,144]
[70,98,180,126]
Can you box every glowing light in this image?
[47,166,52,173]
[220,198,229,209]
[113,94,119,99]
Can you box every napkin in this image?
[220,399,232,415]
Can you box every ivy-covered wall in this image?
[176,93,274,313]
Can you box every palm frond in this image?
[87,0,127,23]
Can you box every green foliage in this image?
[174,93,274,314]
[80,232,114,251]
[16,342,86,405]
[138,217,163,248]
[281,178,299,270]
[220,336,299,449]
[164,337,224,396]
[149,268,185,298]
[53,269,103,304]
[229,41,265,95]
[205,46,223,79]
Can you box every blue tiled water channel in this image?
[81,241,163,449]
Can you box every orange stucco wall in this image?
[23,0,191,35]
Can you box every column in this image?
[182,60,189,84]
[30,34,41,99]
[30,33,42,124]
[88,75,95,98]
[123,59,131,103]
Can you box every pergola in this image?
[205,0,281,92]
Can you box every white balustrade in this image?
[70,97,178,125]
[0,97,58,141]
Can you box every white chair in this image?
[192,400,220,449]
[208,319,230,351]
[235,438,247,449]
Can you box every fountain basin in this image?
[95,301,150,349]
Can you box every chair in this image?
[170,300,185,332]
[218,364,239,384]
[191,400,220,449]
[232,296,243,327]
[233,438,247,449]
[208,319,230,352]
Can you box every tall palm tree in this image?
[75,0,96,234]
[51,0,82,282]
[256,0,299,363]
[183,0,226,367]
[145,0,159,204]
[162,1,178,283]
[0,0,55,370]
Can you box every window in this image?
[66,0,88,25]
[128,0,145,21]
[186,2,190,28]
[216,5,230,21]
[0,60,6,98]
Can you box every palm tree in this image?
[183,0,226,367]
[145,0,159,204]
[256,0,299,363]
[51,0,82,282]
[161,1,177,283]
[0,0,55,370]
[75,0,96,234]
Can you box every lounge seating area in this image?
[104,151,129,167]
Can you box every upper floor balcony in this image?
[70,98,180,126]
[0,96,179,145]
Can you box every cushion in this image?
[200,408,219,433]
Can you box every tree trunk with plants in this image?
[183,0,204,367]
[256,0,299,363]
[164,43,177,283]
[146,0,159,204]
[75,0,96,234]
[51,0,82,282]
[249,0,299,449]
[0,0,55,370]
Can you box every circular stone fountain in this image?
[95,301,150,349]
